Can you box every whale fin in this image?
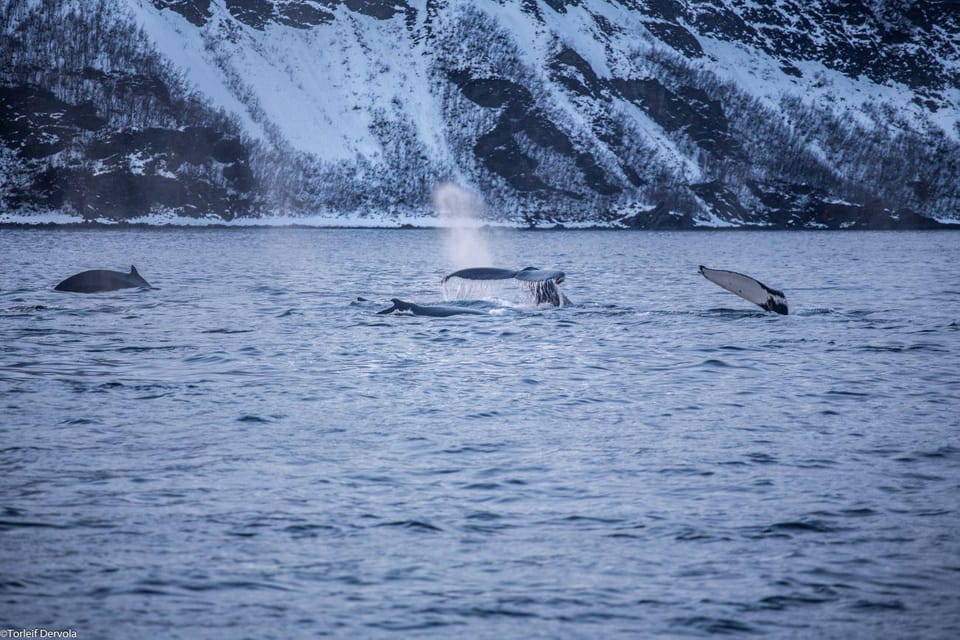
[699,265,788,315]
[129,264,151,288]
[377,298,405,314]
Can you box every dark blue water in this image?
[2,229,959,638]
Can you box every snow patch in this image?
[127,1,268,142]
[698,35,960,141]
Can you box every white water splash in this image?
[433,183,492,270]
[441,275,565,308]
[441,277,508,302]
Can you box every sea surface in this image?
[1,228,958,639]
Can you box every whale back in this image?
[378,298,485,317]
[55,266,151,293]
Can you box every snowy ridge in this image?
[1,0,958,227]
[125,0,270,144]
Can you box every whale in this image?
[55,265,151,293]
[699,265,788,315]
[441,267,566,284]
[442,266,567,306]
[377,298,487,317]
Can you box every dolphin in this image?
[54,265,151,293]
[377,298,487,317]
[699,265,788,315]
[442,266,568,306]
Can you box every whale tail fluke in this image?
[699,265,788,315]
[441,268,521,286]
[442,266,567,307]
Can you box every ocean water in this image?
[1,228,958,639]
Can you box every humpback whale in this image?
[442,267,567,306]
[699,265,788,315]
[377,298,487,317]
[55,265,151,293]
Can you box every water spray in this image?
[433,182,492,271]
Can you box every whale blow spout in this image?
[55,265,151,293]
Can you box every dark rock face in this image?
[681,1,958,92]
[151,0,213,27]
[185,0,408,29]
[690,181,754,224]
[541,0,582,14]
[612,78,739,157]
[226,0,274,29]
[452,71,618,196]
[743,181,949,230]
[621,201,695,229]
[550,47,607,99]
[344,0,409,20]
[276,2,335,28]
[35,168,235,220]
[0,86,104,158]
[455,76,551,192]
[1,85,253,220]
[452,41,739,202]
[643,20,705,57]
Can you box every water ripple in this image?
[1,228,958,639]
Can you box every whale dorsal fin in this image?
[130,265,138,275]
[377,299,403,314]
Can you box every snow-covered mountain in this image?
[2,0,958,227]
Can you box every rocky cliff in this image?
[1,0,958,227]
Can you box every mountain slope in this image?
[2,0,958,227]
